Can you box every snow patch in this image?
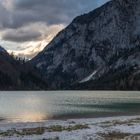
[79,70,97,83]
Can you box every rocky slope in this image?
[32,0,140,90]
[0,46,47,90]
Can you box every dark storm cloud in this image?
[0,0,109,58]
[2,29,42,42]
[0,0,109,29]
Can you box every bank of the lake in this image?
[0,115,140,140]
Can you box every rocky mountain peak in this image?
[116,0,138,5]
[31,0,140,90]
[115,0,140,14]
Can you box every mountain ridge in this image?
[31,0,140,90]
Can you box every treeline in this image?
[0,71,13,89]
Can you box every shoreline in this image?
[1,112,140,123]
[50,112,140,120]
[0,115,140,140]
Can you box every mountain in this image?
[31,0,140,90]
[0,46,48,90]
[0,46,6,53]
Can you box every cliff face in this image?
[32,0,140,90]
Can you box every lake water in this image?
[0,91,140,123]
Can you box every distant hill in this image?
[0,46,48,90]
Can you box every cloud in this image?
[0,0,109,29]
[8,41,46,59]
[0,0,109,58]
[6,23,65,59]
[2,29,41,42]
[1,22,64,44]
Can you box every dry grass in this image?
[47,124,89,132]
[0,124,89,137]
[0,127,45,137]
[42,137,59,140]
[100,117,140,128]
[99,131,140,140]
[99,131,131,140]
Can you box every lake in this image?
[0,91,140,123]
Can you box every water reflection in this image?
[15,112,47,122]
[0,92,51,122]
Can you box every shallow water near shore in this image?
[0,91,140,123]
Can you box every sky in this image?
[0,0,109,59]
